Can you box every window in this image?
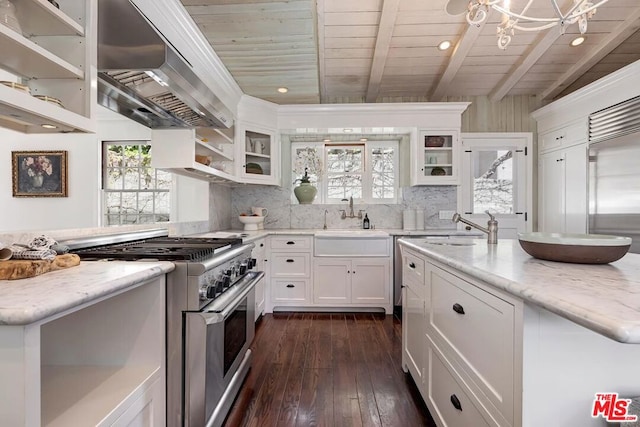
[460,134,531,238]
[103,141,172,225]
[291,140,398,204]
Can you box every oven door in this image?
[183,271,262,427]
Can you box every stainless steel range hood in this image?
[97,0,233,129]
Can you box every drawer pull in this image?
[286,284,295,288]
[409,262,416,269]
[452,303,465,315]
[286,259,295,263]
[450,394,462,411]
[286,241,295,245]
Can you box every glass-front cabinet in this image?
[411,130,460,185]
[236,122,279,185]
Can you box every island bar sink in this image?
[518,232,632,264]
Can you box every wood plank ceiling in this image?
[181,0,640,105]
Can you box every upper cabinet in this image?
[235,123,278,185]
[0,0,96,133]
[411,130,460,185]
[151,127,237,183]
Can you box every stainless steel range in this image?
[64,229,263,427]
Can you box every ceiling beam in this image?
[316,0,327,103]
[541,8,640,101]
[430,19,486,101]
[365,0,401,103]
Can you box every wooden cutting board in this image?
[0,254,81,280]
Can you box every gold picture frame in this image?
[12,150,68,197]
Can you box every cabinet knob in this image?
[286,259,294,263]
[450,394,462,411]
[260,243,264,247]
[409,262,416,269]
[452,303,465,315]
[286,284,295,288]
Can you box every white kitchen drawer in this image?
[270,253,310,277]
[539,121,586,153]
[427,339,498,427]
[403,248,425,286]
[270,236,312,251]
[272,279,308,302]
[428,264,515,425]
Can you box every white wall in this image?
[0,129,99,232]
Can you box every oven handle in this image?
[201,271,264,324]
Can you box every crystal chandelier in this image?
[464,0,609,49]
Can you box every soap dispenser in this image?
[363,214,370,229]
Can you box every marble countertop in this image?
[195,228,482,242]
[398,238,640,344]
[0,261,174,326]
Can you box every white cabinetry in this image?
[401,247,426,388]
[538,142,588,233]
[313,258,390,307]
[400,248,521,427]
[267,236,312,309]
[0,0,96,133]
[0,276,165,426]
[253,237,266,320]
[235,123,278,185]
[151,128,237,183]
[412,130,460,185]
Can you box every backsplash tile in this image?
[231,185,457,229]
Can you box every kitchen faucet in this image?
[340,197,357,219]
[452,211,498,244]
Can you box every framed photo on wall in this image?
[12,150,68,197]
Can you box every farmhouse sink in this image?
[314,230,391,256]
[314,229,389,238]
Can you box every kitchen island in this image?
[398,237,640,427]
[0,261,173,427]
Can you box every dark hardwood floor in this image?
[224,312,437,427]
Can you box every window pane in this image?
[372,146,395,199]
[327,147,363,173]
[104,143,170,225]
[327,174,362,199]
[472,150,514,214]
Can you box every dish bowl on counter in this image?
[517,232,632,264]
[238,215,264,231]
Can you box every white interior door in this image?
[459,133,533,238]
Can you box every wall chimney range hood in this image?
[97,0,233,129]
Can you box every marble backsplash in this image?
[230,185,457,230]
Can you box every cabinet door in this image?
[539,144,587,234]
[413,130,460,185]
[402,281,425,391]
[351,259,390,304]
[236,123,279,185]
[538,151,565,233]
[313,259,350,304]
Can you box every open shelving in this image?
[0,0,95,133]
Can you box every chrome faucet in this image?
[323,209,328,229]
[341,197,356,218]
[452,211,499,244]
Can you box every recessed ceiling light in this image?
[41,124,57,129]
[360,138,368,142]
[323,138,331,142]
[277,87,288,93]
[438,40,452,51]
[343,128,353,133]
[570,36,585,47]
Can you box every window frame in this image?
[101,140,172,226]
[290,140,399,205]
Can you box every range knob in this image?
[222,274,231,288]
[206,285,217,299]
[199,285,209,300]
[239,262,248,275]
[250,258,257,268]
